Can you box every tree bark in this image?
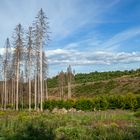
[40,39,43,111]
[16,57,19,111]
[34,74,37,110]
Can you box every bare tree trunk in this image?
[34,74,37,110]
[67,65,72,99]
[7,82,10,104]
[16,59,19,111]
[29,69,31,111]
[59,83,61,100]
[2,81,4,109]
[13,79,16,110]
[4,73,7,110]
[37,74,40,111]
[40,40,43,111]
[11,79,14,109]
[68,82,71,99]
[45,80,48,100]
[62,85,64,99]
[43,78,44,101]
[21,84,23,110]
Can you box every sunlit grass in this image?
[0,110,140,140]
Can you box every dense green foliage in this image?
[0,110,140,140]
[74,69,140,84]
[43,94,140,111]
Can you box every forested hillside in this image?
[48,68,140,98]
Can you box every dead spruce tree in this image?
[26,27,33,111]
[58,71,65,99]
[0,8,50,111]
[42,51,48,100]
[3,38,11,110]
[33,8,50,111]
[67,65,74,99]
[33,24,40,110]
[0,58,4,108]
[12,24,24,111]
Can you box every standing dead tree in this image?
[58,71,65,99]
[34,8,50,111]
[26,27,33,111]
[0,8,50,111]
[3,38,11,110]
[67,65,74,99]
[42,51,48,100]
[12,24,24,111]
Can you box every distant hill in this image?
[48,68,140,98]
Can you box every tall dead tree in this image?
[42,51,48,100]
[13,24,24,111]
[0,8,50,111]
[34,70,37,110]
[26,27,33,111]
[0,55,5,109]
[67,65,73,99]
[34,8,50,111]
[58,71,65,99]
[10,60,16,109]
[20,70,24,109]
[3,38,11,110]
[33,24,40,110]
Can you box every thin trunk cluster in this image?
[0,9,49,111]
[67,65,72,99]
[58,71,65,99]
[58,65,74,100]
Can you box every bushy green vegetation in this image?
[0,110,140,140]
[43,94,140,111]
[74,69,140,84]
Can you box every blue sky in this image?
[0,0,140,76]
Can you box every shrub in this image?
[43,100,57,111]
[56,126,87,140]
[75,98,93,111]
[93,96,109,110]
[63,100,74,109]
[43,94,140,111]
[107,95,123,109]
[122,94,138,110]
[2,120,56,140]
[134,110,140,117]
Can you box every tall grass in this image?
[0,110,140,140]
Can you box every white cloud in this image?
[46,48,140,66]
[46,49,70,56]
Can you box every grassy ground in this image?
[0,110,140,140]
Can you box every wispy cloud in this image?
[62,26,140,52]
[100,27,140,51]
[46,48,140,66]
[46,0,121,39]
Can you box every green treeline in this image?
[43,94,140,111]
[48,68,140,88]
